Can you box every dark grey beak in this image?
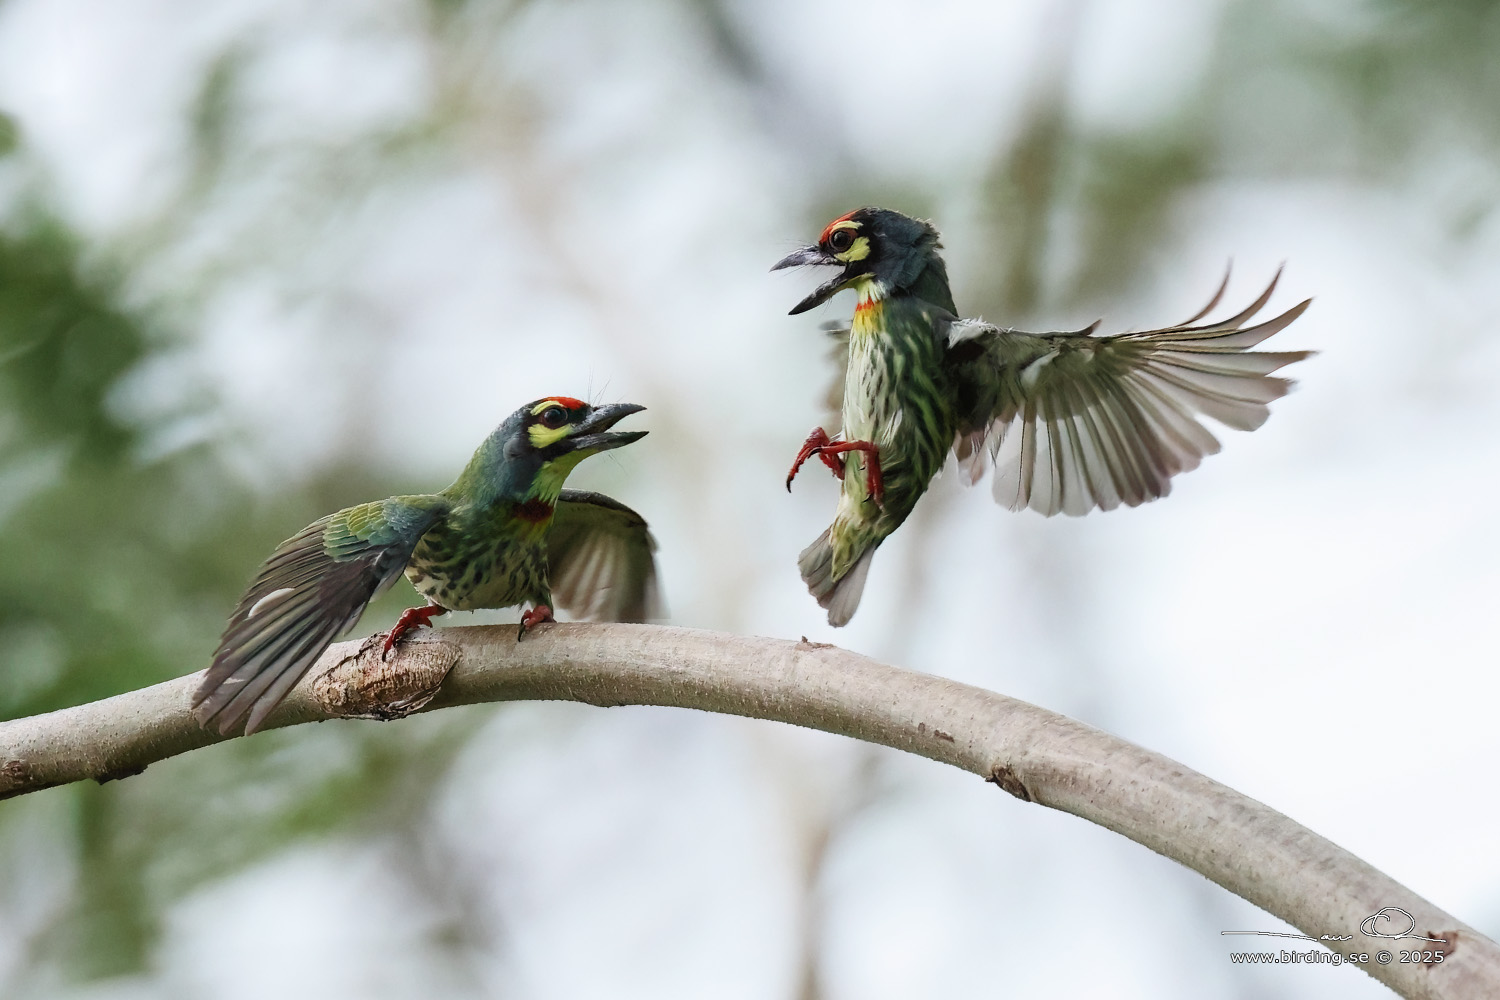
[771,245,832,271]
[772,244,849,315]
[564,402,647,453]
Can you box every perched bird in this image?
[194,397,659,735]
[774,207,1311,626]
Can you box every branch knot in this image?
[311,636,459,720]
[986,764,1031,802]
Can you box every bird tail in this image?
[798,528,876,628]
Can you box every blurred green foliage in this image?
[0,216,487,985]
[0,115,18,160]
[0,217,203,716]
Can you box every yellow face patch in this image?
[824,221,871,263]
[526,397,582,449]
[528,423,571,449]
[838,235,871,263]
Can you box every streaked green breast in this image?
[404,502,552,611]
[830,294,955,577]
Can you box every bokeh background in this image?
[2,0,1498,996]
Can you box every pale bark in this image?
[0,623,1494,998]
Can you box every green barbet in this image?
[775,207,1311,626]
[194,397,659,735]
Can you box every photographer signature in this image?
[1221,906,1448,945]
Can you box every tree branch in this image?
[0,623,1494,998]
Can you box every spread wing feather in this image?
[948,270,1312,517]
[548,490,663,623]
[193,496,448,735]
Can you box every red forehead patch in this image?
[547,396,586,410]
[818,210,859,245]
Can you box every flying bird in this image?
[194,397,659,735]
[774,207,1311,626]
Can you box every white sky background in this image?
[1,0,1499,997]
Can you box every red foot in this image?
[786,427,845,491]
[518,604,555,641]
[384,603,448,655]
[785,428,884,504]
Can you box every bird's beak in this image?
[563,402,648,454]
[772,244,848,315]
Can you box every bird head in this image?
[454,398,647,505]
[772,207,950,315]
[511,397,647,461]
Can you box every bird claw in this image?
[383,603,448,657]
[517,604,555,641]
[787,427,837,491]
[786,429,884,505]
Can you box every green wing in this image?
[946,272,1312,517]
[193,495,450,735]
[547,489,662,622]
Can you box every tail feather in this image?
[798,528,876,627]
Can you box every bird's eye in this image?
[828,228,855,253]
[540,406,568,429]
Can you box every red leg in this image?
[848,441,883,504]
[384,602,448,655]
[517,604,555,641]
[813,440,884,504]
[787,427,839,491]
